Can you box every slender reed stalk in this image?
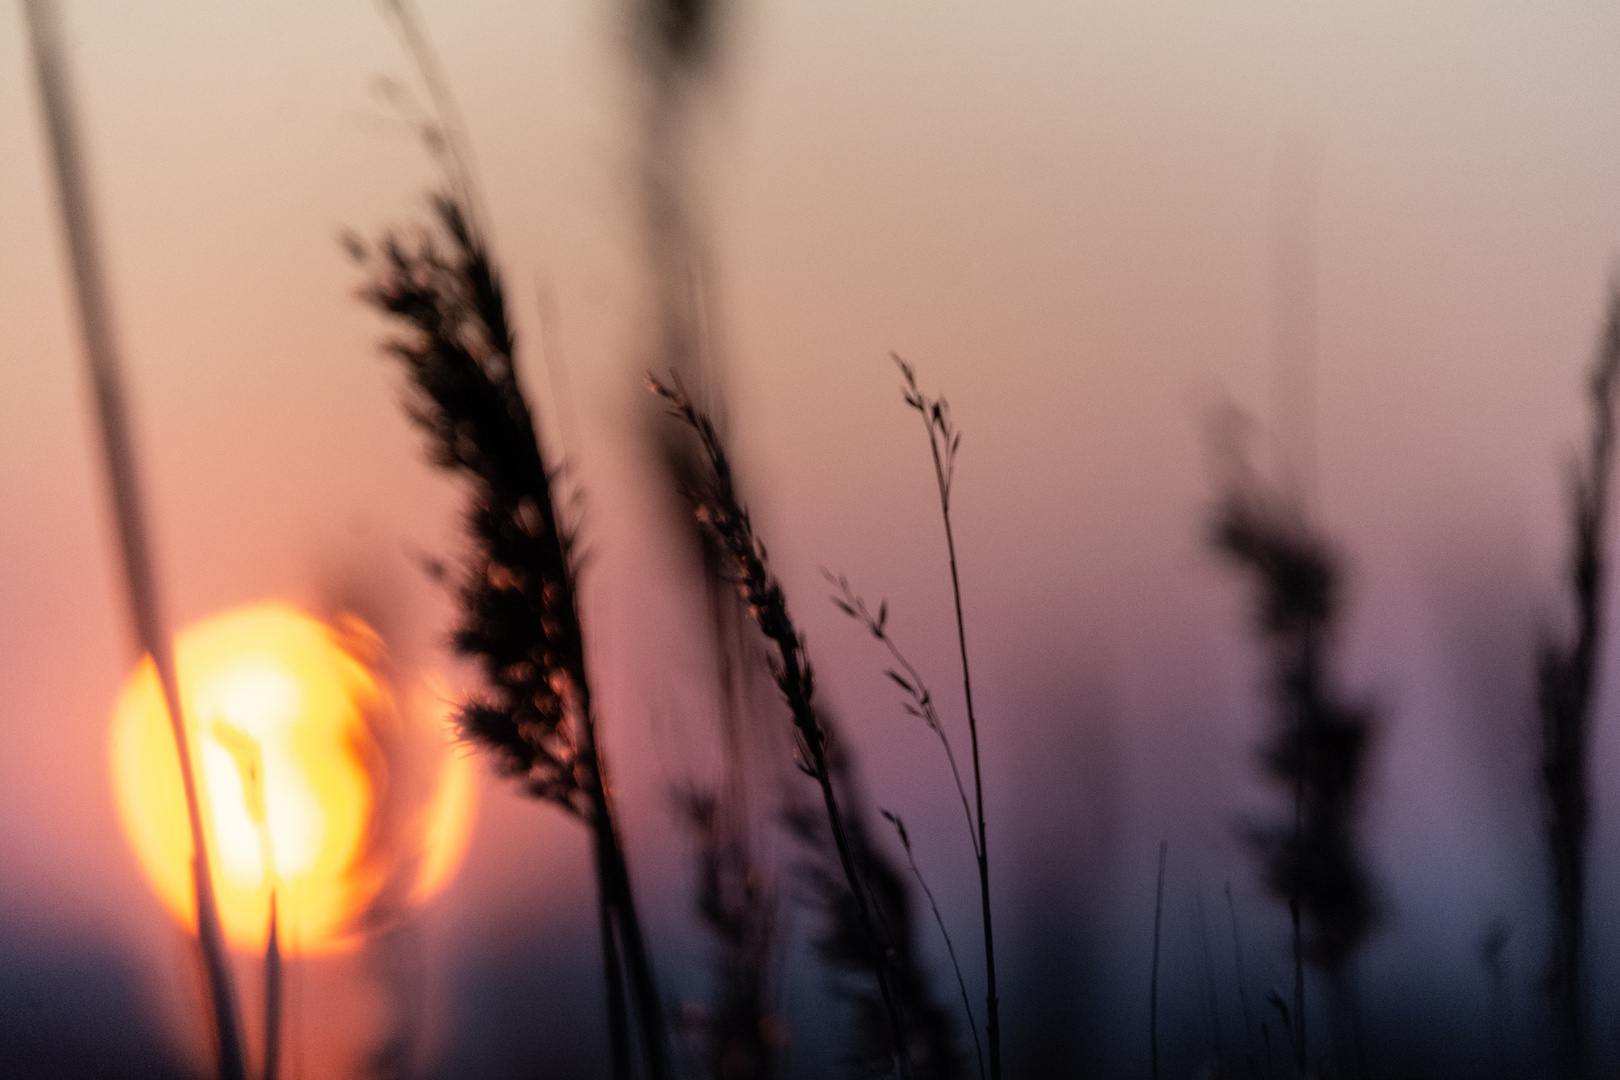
[1479,919,1512,1080]
[215,721,283,1080]
[265,894,283,1080]
[1151,841,1168,1080]
[883,810,985,1080]
[892,355,1001,1080]
[600,881,633,1080]
[21,5,247,1077]
[1226,882,1261,1079]
[1540,280,1620,1080]
[1196,892,1225,1068]
[650,378,915,1080]
[1265,990,1297,1078]
[353,195,668,1079]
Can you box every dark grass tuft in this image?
[354,195,590,811]
[651,376,919,1079]
[355,189,669,1080]
[1209,424,1379,1075]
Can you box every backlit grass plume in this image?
[1209,423,1378,1077]
[650,377,917,1079]
[352,194,669,1080]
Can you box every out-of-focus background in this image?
[5,2,1620,1076]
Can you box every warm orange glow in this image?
[109,603,474,954]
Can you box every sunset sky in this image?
[6,2,1620,1075]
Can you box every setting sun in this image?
[109,603,473,955]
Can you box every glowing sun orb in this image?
[110,602,474,954]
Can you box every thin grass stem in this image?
[883,810,986,1080]
[893,353,1000,1079]
[1152,841,1168,1080]
[22,5,247,1077]
[265,893,282,1080]
[1226,882,1260,1079]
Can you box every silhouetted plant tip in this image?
[651,375,918,1079]
[1539,279,1620,1079]
[827,572,978,860]
[1266,990,1295,1063]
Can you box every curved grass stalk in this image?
[23,4,247,1076]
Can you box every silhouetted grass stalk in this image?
[1225,882,1262,1079]
[893,355,1001,1079]
[1540,280,1620,1079]
[22,4,248,1077]
[215,721,283,1080]
[650,378,915,1080]
[883,810,985,1080]
[355,196,668,1079]
[1151,841,1167,1080]
[1195,892,1226,1068]
[364,8,672,1074]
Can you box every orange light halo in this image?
[109,602,473,954]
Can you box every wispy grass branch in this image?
[826,573,978,861]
